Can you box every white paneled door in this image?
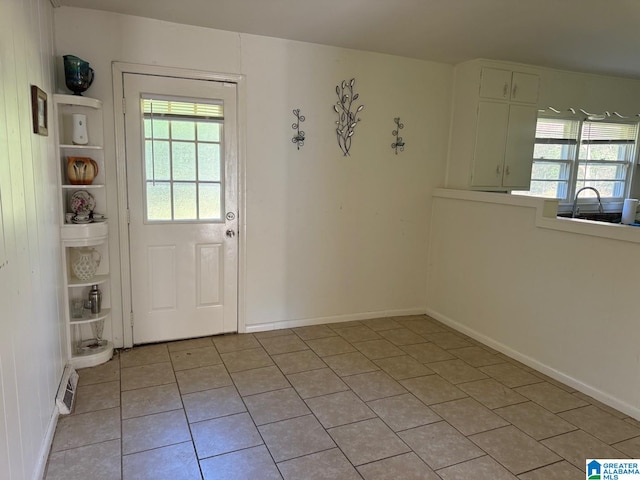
[123,73,238,344]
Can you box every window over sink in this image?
[513,116,639,207]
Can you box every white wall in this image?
[537,66,640,114]
[0,0,66,478]
[427,191,640,418]
[241,35,451,328]
[53,8,453,337]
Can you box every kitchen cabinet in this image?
[446,61,540,191]
[479,67,540,104]
[54,94,113,369]
[472,102,538,188]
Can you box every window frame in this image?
[515,115,639,212]
[141,95,225,224]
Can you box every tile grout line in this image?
[269,333,360,473]
[118,350,124,480]
[167,342,205,480]
[277,329,406,475]
[235,336,342,478]
[297,328,451,475]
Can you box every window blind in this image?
[535,118,579,144]
[580,121,638,144]
[142,96,224,120]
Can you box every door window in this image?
[142,96,223,222]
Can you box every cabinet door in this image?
[479,67,512,100]
[502,104,538,189]
[472,101,509,187]
[511,72,539,104]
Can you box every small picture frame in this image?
[31,85,48,136]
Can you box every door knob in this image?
[226,229,236,238]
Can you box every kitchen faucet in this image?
[572,186,604,217]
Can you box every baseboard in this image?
[33,404,59,480]
[244,307,426,333]
[425,307,640,420]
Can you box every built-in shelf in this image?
[60,144,103,150]
[69,308,111,325]
[56,94,113,369]
[60,221,108,244]
[62,184,105,189]
[54,94,102,110]
[68,274,109,287]
[71,341,113,369]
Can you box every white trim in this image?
[33,405,58,480]
[244,308,426,333]
[111,62,247,347]
[236,75,248,334]
[425,307,640,420]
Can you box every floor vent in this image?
[56,365,79,415]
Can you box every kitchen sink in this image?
[557,212,622,223]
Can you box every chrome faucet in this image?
[572,187,604,217]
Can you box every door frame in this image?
[112,62,247,348]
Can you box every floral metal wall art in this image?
[334,78,364,156]
[391,117,405,154]
[291,109,305,150]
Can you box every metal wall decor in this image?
[291,109,305,149]
[391,117,405,154]
[334,78,364,156]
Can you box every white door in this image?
[123,73,238,344]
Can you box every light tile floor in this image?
[45,315,640,479]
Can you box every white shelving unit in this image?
[54,94,113,369]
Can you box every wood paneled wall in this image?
[0,0,66,478]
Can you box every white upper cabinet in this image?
[510,72,540,104]
[479,67,540,104]
[479,68,512,100]
[446,61,540,191]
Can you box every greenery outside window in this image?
[142,96,224,222]
[514,116,639,208]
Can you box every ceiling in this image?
[56,0,640,79]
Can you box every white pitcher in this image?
[71,247,101,281]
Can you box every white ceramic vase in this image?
[72,113,88,145]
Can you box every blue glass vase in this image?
[63,55,94,96]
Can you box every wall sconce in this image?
[391,117,405,154]
[291,109,305,150]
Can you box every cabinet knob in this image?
[496,165,502,174]
[503,83,509,98]
[512,84,518,99]
[505,166,511,175]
